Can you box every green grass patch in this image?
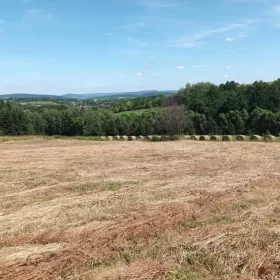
[67,180,139,193]
[181,215,231,229]
[38,195,57,202]
[20,101,61,106]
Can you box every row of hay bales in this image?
[100,135,147,141]
[100,135,276,142]
[189,135,276,142]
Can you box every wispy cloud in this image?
[226,65,232,69]
[273,5,280,13]
[20,9,53,26]
[225,32,247,42]
[225,37,235,42]
[223,74,229,78]
[172,23,245,48]
[176,65,185,70]
[139,0,178,8]
[137,72,143,76]
[117,22,146,29]
[127,37,148,48]
[271,5,280,28]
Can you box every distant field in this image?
[115,107,161,116]
[20,101,62,106]
[0,139,280,279]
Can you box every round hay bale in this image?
[145,135,153,141]
[236,135,248,141]
[222,135,233,142]
[151,135,162,142]
[100,136,106,141]
[136,135,145,140]
[120,135,128,141]
[210,135,221,141]
[190,135,199,141]
[106,136,113,141]
[249,135,262,142]
[199,135,210,141]
[128,136,137,141]
[263,135,276,142]
[183,135,190,140]
[113,135,121,141]
[161,135,170,141]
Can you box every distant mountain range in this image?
[0,90,175,100]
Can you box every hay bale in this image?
[263,135,276,142]
[210,135,221,141]
[100,136,106,141]
[136,135,145,140]
[249,135,262,142]
[222,135,233,142]
[106,136,113,141]
[120,135,128,141]
[151,135,162,142]
[113,135,121,141]
[199,135,210,141]
[161,135,170,141]
[183,135,190,140]
[145,135,153,141]
[128,136,137,141]
[236,135,248,141]
[190,135,199,141]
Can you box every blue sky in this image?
[0,0,280,94]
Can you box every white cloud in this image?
[20,9,52,25]
[173,23,245,48]
[226,65,232,69]
[223,74,229,78]
[225,37,235,42]
[176,66,185,70]
[225,32,247,42]
[137,72,143,76]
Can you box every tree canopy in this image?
[1,79,280,136]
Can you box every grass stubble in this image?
[0,139,279,279]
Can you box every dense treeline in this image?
[1,79,280,136]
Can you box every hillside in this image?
[0,90,175,101]
[0,138,279,279]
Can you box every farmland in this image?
[0,139,280,279]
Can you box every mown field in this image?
[0,139,280,279]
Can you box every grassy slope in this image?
[0,140,280,279]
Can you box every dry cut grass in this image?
[0,139,279,279]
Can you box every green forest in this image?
[1,79,280,136]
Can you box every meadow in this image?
[0,138,279,279]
